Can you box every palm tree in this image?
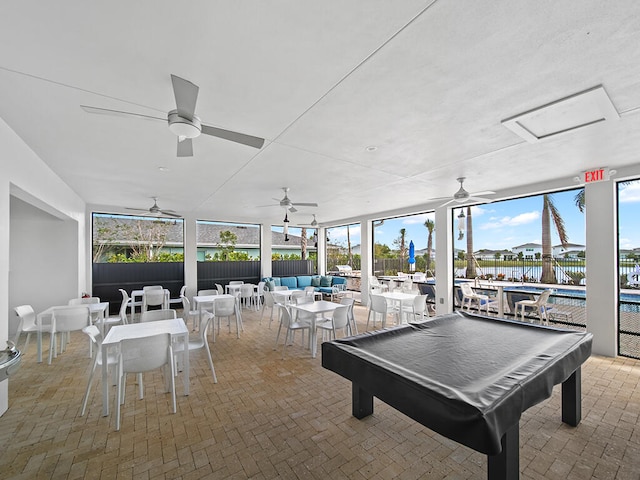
[540,194,568,283]
[465,206,477,278]
[424,219,435,273]
[394,228,407,270]
[300,227,307,260]
[346,224,353,266]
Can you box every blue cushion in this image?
[280,277,298,289]
[311,276,321,287]
[296,276,312,288]
[320,276,332,287]
[332,277,347,286]
[317,287,333,294]
[266,280,275,291]
[273,277,281,287]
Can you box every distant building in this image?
[553,243,585,257]
[474,249,514,260]
[511,243,542,259]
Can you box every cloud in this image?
[479,211,540,230]
[328,224,361,242]
[619,182,640,203]
[402,213,435,225]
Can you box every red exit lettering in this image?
[584,168,606,183]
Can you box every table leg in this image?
[487,423,519,480]
[562,367,581,426]
[36,315,43,363]
[311,317,318,358]
[183,332,190,396]
[102,343,109,416]
[352,383,374,419]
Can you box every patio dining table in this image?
[192,294,241,328]
[291,300,342,358]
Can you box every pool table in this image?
[322,312,592,480]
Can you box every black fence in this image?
[197,261,261,291]
[92,262,184,312]
[272,259,314,277]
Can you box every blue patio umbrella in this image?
[408,240,416,271]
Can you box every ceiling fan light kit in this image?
[168,110,201,140]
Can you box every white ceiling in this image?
[2,1,640,227]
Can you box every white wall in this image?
[0,117,86,416]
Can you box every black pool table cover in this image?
[321,312,592,456]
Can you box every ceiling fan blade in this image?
[438,199,456,208]
[291,202,318,207]
[177,137,193,157]
[159,210,182,218]
[81,105,165,122]
[171,74,199,120]
[289,206,298,213]
[125,207,151,212]
[470,190,496,196]
[201,124,265,149]
[467,196,495,204]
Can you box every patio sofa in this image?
[262,275,347,295]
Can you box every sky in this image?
[325,180,640,253]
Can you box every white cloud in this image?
[402,213,435,225]
[328,224,361,242]
[619,182,640,203]
[479,211,540,230]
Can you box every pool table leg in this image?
[352,383,373,419]
[488,422,519,480]
[562,367,581,426]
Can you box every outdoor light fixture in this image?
[283,212,290,240]
[457,210,465,240]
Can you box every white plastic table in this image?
[101,318,189,416]
[291,300,341,358]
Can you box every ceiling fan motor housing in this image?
[168,110,201,139]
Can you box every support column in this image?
[585,179,617,356]
[183,214,198,299]
[360,219,372,305]
[260,225,272,278]
[434,206,454,315]
[317,227,327,275]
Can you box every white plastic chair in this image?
[239,284,254,310]
[173,312,217,383]
[254,281,266,309]
[369,276,388,292]
[13,305,45,353]
[215,284,224,295]
[229,281,244,286]
[168,285,186,309]
[80,325,118,416]
[69,296,100,305]
[96,291,129,335]
[260,291,279,327]
[142,286,168,312]
[140,309,177,323]
[516,289,553,324]
[213,296,241,341]
[49,306,91,364]
[197,289,218,296]
[115,333,176,431]
[316,305,350,342]
[340,297,357,335]
[402,294,429,322]
[274,305,311,359]
[459,283,491,314]
[181,296,200,331]
[366,294,397,330]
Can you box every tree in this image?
[346,225,353,266]
[465,206,476,278]
[424,219,435,273]
[300,227,308,260]
[217,230,238,261]
[94,216,174,262]
[393,228,407,268]
[540,195,568,283]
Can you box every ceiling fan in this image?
[125,197,181,218]
[299,214,319,227]
[81,74,265,157]
[432,177,495,207]
[260,187,318,213]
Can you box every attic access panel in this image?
[501,85,619,143]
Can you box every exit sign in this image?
[582,167,612,183]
